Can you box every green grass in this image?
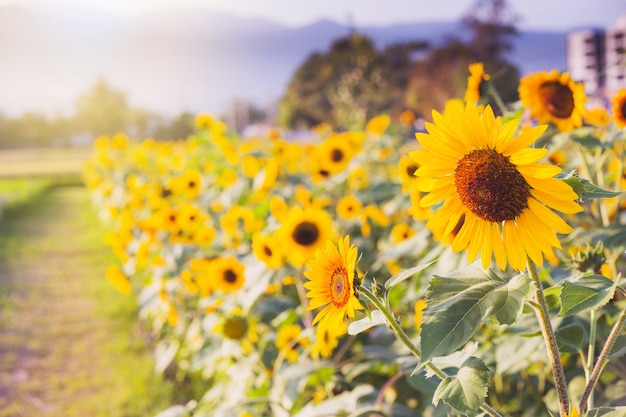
[0,184,177,417]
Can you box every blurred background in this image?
[0,0,624,149]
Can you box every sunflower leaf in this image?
[385,258,438,289]
[609,335,626,360]
[558,275,617,317]
[583,407,626,417]
[420,268,533,362]
[563,177,622,200]
[555,322,586,353]
[433,356,491,417]
[347,310,387,335]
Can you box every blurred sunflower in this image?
[314,135,355,176]
[336,195,363,220]
[391,223,415,243]
[275,324,310,363]
[106,265,132,295]
[366,114,391,135]
[311,322,346,359]
[611,88,626,128]
[212,257,246,292]
[464,62,490,104]
[304,235,363,331]
[176,169,203,200]
[278,206,334,266]
[410,101,583,271]
[518,69,587,132]
[252,233,284,268]
[398,155,420,193]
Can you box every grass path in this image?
[0,185,173,416]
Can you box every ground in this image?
[0,185,173,417]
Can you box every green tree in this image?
[75,78,131,137]
[278,34,426,130]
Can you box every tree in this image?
[278,34,427,130]
[75,78,131,137]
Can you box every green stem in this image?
[526,256,570,417]
[578,303,626,413]
[358,286,503,417]
[585,308,598,409]
[487,83,507,115]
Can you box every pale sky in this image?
[2,0,625,30]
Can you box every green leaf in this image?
[347,310,387,335]
[563,177,622,200]
[583,407,626,417]
[385,258,437,289]
[559,275,618,317]
[420,268,533,362]
[433,356,491,417]
[555,323,585,353]
[609,334,626,360]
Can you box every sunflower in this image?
[211,257,246,292]
[106,265,132,295]
[366,114,391,135]
[311,322,347,359]
[252,233,284,268]
[518,69,587,132]
[304,235,363,331]
[410,101,583,271]
[390,223,415,243]
[275,324,310,363]
[464,62,490,104]
[278,206,334,266]
[611,88,626,128]
[398,155,420,193]
[314,134,355,176]
[336,195,363,220]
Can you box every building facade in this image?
[567,14,626,104]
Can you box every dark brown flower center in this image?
[263,246,273,257]
[455,149,530,222]
[291,221,320,246]
[224,269,237,283]
[539,81,575,119]
[620,100,626,120]
[188,180,196,188]
[406,163,418,177]
[331,148,344,162]
[223,317,247,340]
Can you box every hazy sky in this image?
[2,0,625,30]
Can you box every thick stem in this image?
[526,256,570,417]
[358,286,503,417]
[579,303,626,412]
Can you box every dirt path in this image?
[0,185,172,417]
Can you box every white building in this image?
[567,14,626,104]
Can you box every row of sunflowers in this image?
[84,65,626,417]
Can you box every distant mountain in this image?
[0,3,568,118]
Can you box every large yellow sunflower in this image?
[611,88,626,128]
[304,236,363,331]
[278,206,334,266]
[410,101,583,271]
[518,69,587,132]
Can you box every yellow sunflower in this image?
[278,206,334,266]
[518,69,587,132]
[398,155,420,193]
[611,88,626,128]
[252,233,284,268]
[304,235,363,331]
[211,257,246,292]
[410,101,583,271]
[391,223,415,243]
[464,62,490,104]
[311,321,347,359]
[275,324,310,363]
[336,195,363,220]
[314,134,355,176]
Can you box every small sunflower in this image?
[311,322,347,359]
[410,101,583,271]
[211,257,246,292]
[518,69,587,132]
[176,169,203,200]
[391,223,415,243]
[336,195,363,220]
[366,114,391,135]
[275,324,310,363]
[611,88,626,128]
[252,233,284,268]
[464,62,490,104]
[278,206,334,266]
[314,135,355,176]
[398,155,420,193]
[304,235,363,331]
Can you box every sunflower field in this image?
[84,67,626,417]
